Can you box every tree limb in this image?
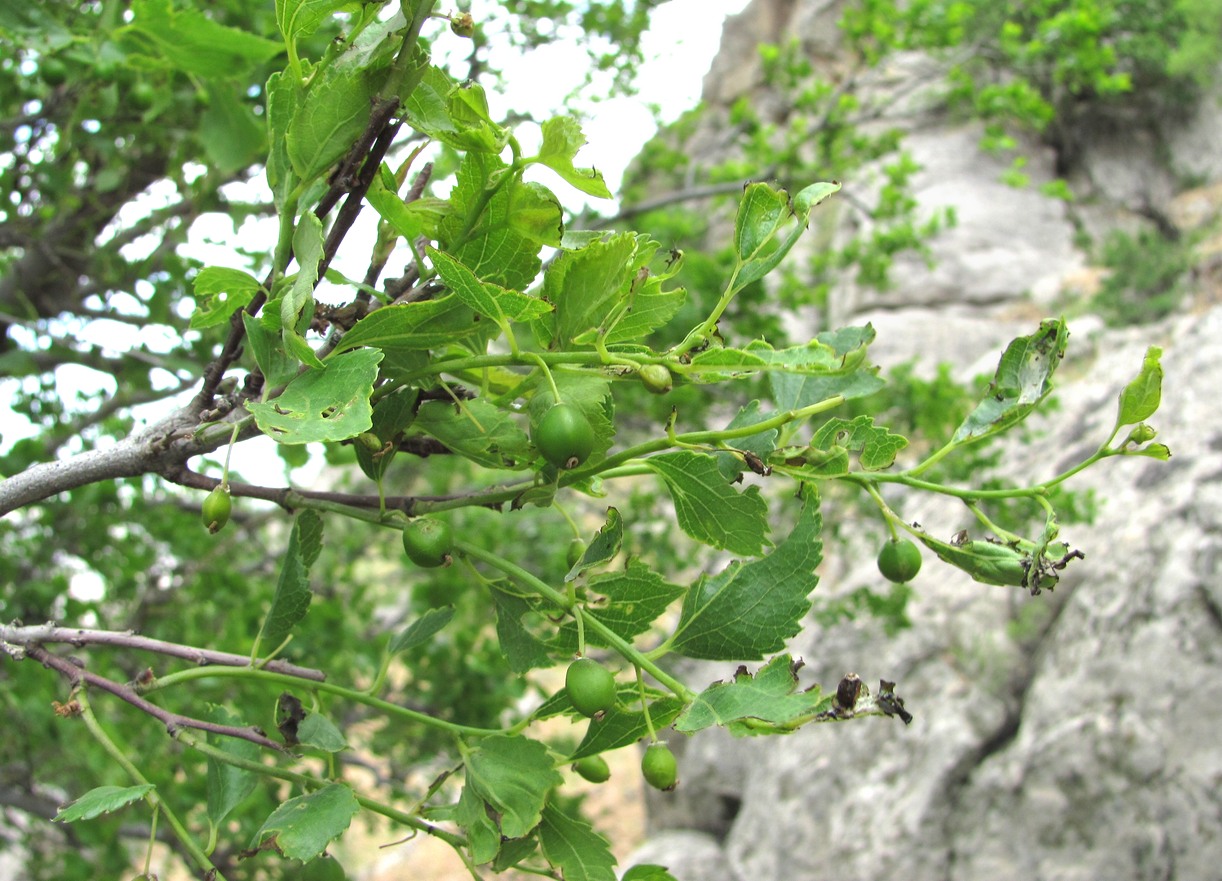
[11,644,290,752]
[0,623,326,682]
[0,403,239,516]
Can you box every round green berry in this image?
[565,657,616,718]
[39,58,68,87]
[402,519,453,568]
[641,742,678,791]
[572,755,611,784]
[201,487,232,534]
[566,538,587,569]
[638,364,673,395]
[877,538,922,583]
[533,403,596,470]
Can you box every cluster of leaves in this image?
[1090,226,1196,326]
[0,3,1174,881]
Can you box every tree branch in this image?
[194,97,404,410]
[11,644,290,752]
[0,623,326,681]
[0,402,243,516]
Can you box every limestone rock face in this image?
[628,3,1222,879]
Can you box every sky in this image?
[1,0,753,477]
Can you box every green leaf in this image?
[276,0,348,43]
[54,785,154,823]
[243,312,299,389]
[684,347,770,382]
[646,451,770,555]
[266,70,302,210]
[414,399,533,469]
[565,507,623,582]
[748,332,872,375]
[403,65,459,139]
[445,82,509,152]
[951,319,1068,445]
[535,116,613,198]
[734,182,789,262]
[247,349,382,444]
[465,735,563,839]
[453,781,501,865]
[297,712,348,753]
[1115,345,1163,428]
[760,327,883,410]
[671,489,821,660]
[127,0,282,78]
[494,836,541,873]
[770,367,884,411]
[1130,442,1171,460]
[256,510,323,651]
[490,584,553,673]
[600,282,686,347]
[537,232,642,349]
[254,783,360,861]
[810,415,908,470]
[569,696,684,759]
[438,152,541,290]
[332,297,484,356]
[367,165,448,242]
[388,606,455,655]
[206,705,259,828]
[770,443,850,479]
[280,212,325,368]
[623,866,680,881]
[286,66,379,182]
[199,80,267,175]
[191,267,262,329]
[675,654,832,733]
[507,180,564,247]
[732,180,840,290]
[403,66,508,152]
[538,802,617,881]
[428,248,552,324]
[554,560,685,650]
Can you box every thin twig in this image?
[196,98,403,410]
[15,644,289,752]
[157,462,489,515]
[0,623,326,681]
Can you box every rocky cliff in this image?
[629,2,1222,879]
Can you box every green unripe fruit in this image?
[566,538,587,569]
[638,364,673,395]
[402,519,453,568]
[641,742,678,791]
[533,403,596,470]
[40,58,68,87]
[450,12,476,37]
[572,755,611,784]
[877,538,922,583]
[565,657,616,718]
[130,81,156,110]
[201,487,232,534]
